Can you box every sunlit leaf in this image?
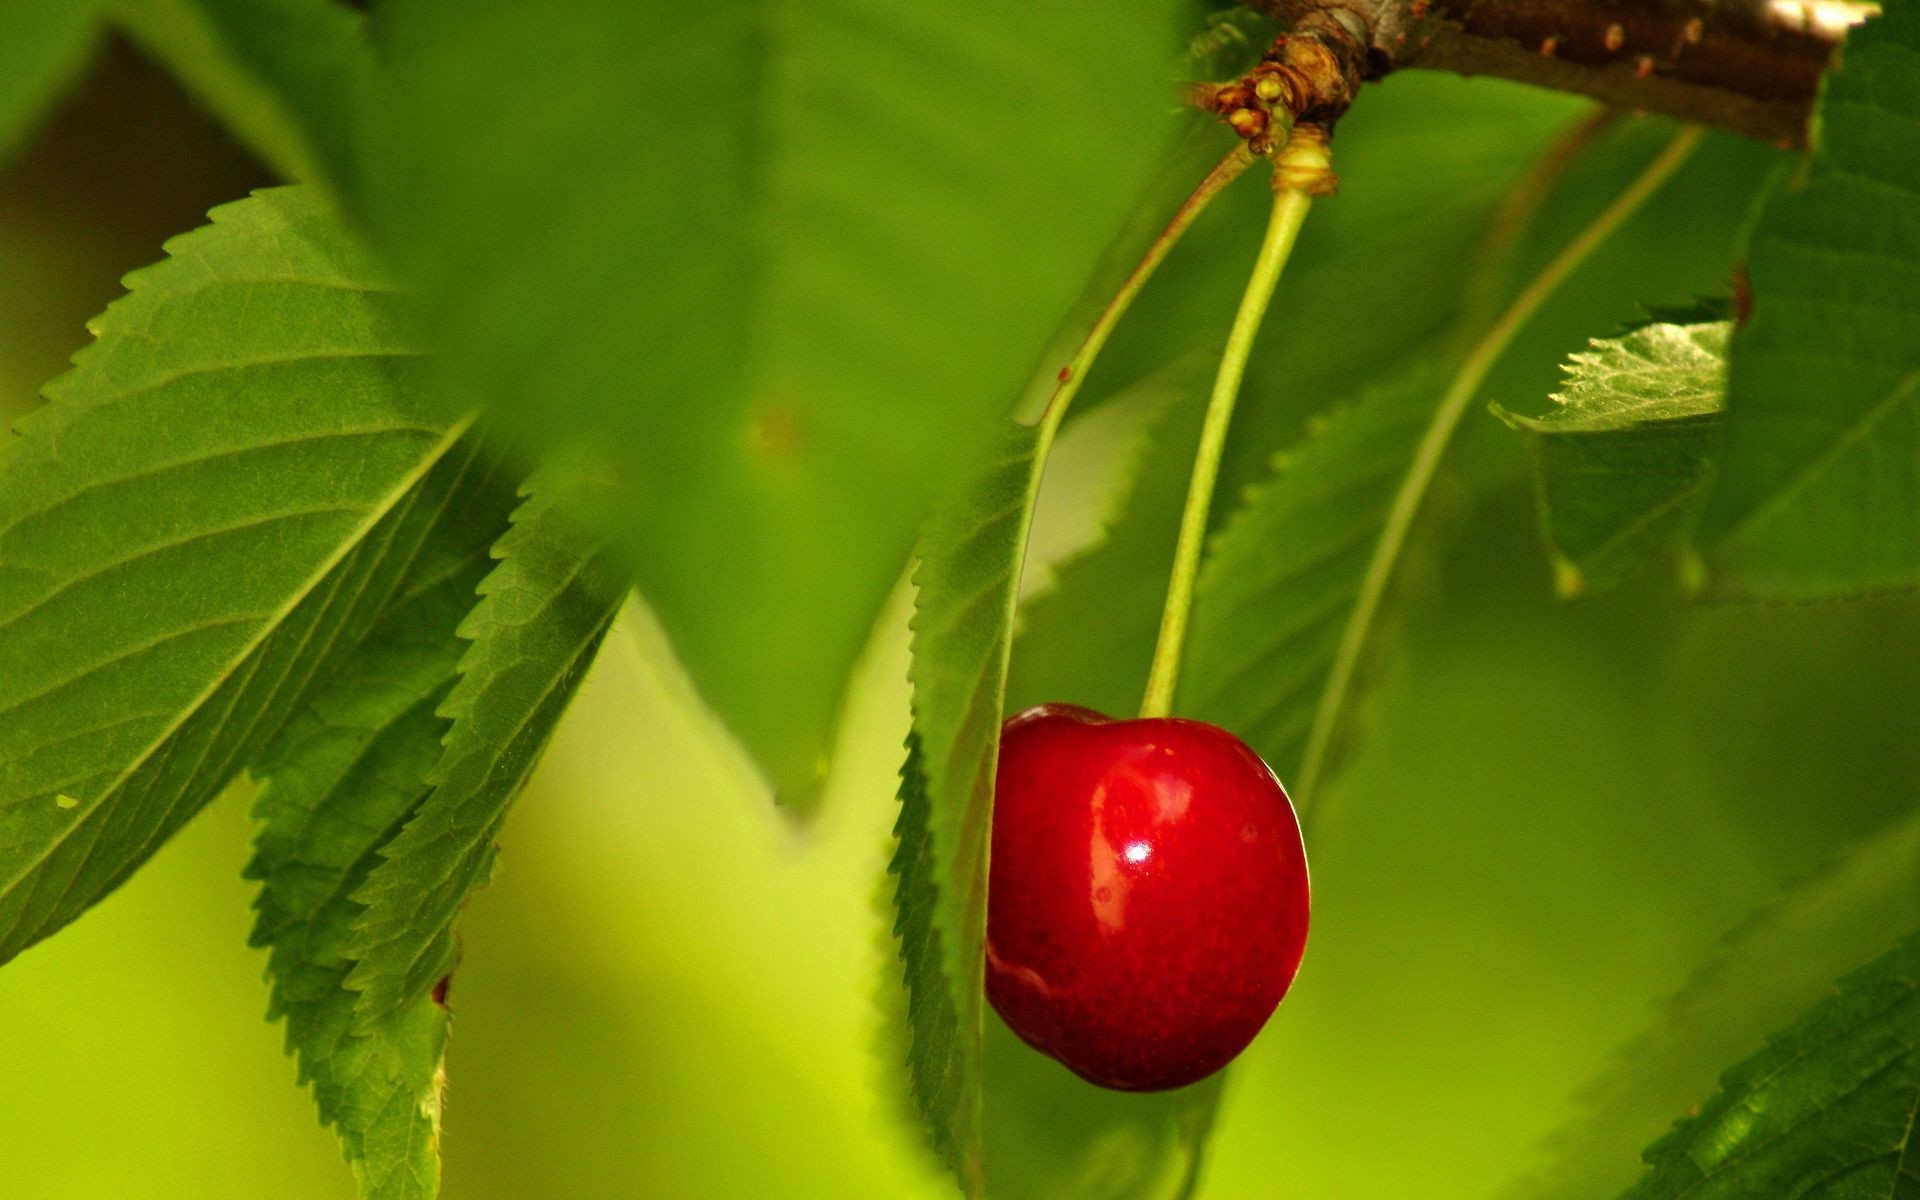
[0,185,473,965]
[1689,4,1920,598]
[1502,322,1728,595]
[248,453,519,1200]
[1621,928,1920,1198]
[348,472,626,1022]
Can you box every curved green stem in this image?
[1292,123,1705,806]
[1140,129,1331,720]
[1036,144,1255,435]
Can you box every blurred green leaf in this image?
[1501,322,1728,595]
[363,0,1181,800]
[1621,928,1920,1198]
[349,473,625,1023]
[0,185,472,966]
[1181,361,1447,787]
[107,0,369,188]
[890,421,1051,1191]
[1513,813,1920,1200]
[248,451,519,1200]
[0,0,101,163]
[1689,4,1920,598]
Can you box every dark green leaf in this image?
[108,0,370,189]
[364,0,1183,799]
[1512,813,1920,1200]
[1621,928,1920,1198]
[1502,322,1728,595]
[347,472,625,1022]
[1689,4,1920,598]
[248,453,519,1200]
[889,420,1050,1192]
[0,0,101,163]
[0,185,472,966]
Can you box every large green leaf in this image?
[0,185,473,965]
[1621,929,1920,1198]
[347,473,626,1022]
[889,420,1051,1191]
[363,0,1183,799]
[247,451,519,1200]
[1502,321,1728,595]
[107,0,370,189]
[0,0,101,163]
[1511,813,1920,1200]
[1689,3,1920,597]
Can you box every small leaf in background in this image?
[362,0,1181,800]
[0,185,470,965]
[1501,322,1728,595]
[106,0,369,189]
[0,0,101,163]
[889,421,1050,1191]
[248,453,519,1200]
[1690,3,1920,598]
[348,473,626,1023]
[1621,928,1920,1198]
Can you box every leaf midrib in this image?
[0,411,478,905]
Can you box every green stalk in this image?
[1035,144,1255,436]
[1139,127,1331,720]
[1292,123,1705,805]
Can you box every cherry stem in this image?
[1291,122,1705,807]
[1036,143,1256,436]
[1139,125,1333,721]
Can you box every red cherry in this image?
[985,703,1310,1091]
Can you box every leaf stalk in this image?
[1140,123,1332,720]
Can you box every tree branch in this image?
[1250,0,1870,145]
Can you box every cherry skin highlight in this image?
[984,703,1309,1091]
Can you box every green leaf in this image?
[1502,322,1729,595]
[347,473,626,1022]
[1510,813,1920,1200]
[1621,928,1920,1198]
[0,185,473,966]
[887,358,1216,1199]
[247,453,519,1200]
[889,420,1052,1191]
[107,0,370,189]
[0,0,101,163]
[1689,4,1920,598]
[363,0,1183,799]
[1180,362,1447,785]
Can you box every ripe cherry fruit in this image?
[985,704,1310,1091]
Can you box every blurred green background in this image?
[4,32,1918,1200]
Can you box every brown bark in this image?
[1250,0,1869,145]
